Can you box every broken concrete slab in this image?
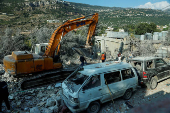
[45,98,56,107]
[30,107,41,113]
[55,82,61,88]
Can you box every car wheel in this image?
[87,101,100,113]
[150,77,157,90]
[123,89,132,100]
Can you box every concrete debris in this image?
[45,98,56,107]
[37,102,46,107]
[1,58,170,113]
[49,105,59,112]
[8,94,14,100]
[56,96,62,104]
[55,82,61,88]
[66,60,71,65]
[37,91,44,98]
[41,97,48,101]
[0,70,5,75]
[41,108,53,113]
[125,101,133,108]
[30,107,41,113]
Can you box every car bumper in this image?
[141,78,149,85]
[62,94,86,113]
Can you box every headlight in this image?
[69,95,79,103]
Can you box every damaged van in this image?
[61,61,138,113]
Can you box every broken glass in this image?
[65,72,89,92]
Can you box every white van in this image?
[61,61,138,113]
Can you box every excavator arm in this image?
[44,13,98,57]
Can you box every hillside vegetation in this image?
[0,0,170,63]
[0,0,170,30]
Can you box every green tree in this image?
[95,23,107,36]
[135,23,148,35]
[0,0,5,12]
[23,12,29,18]
[123,24,135,33]
[162,27,169,31]
[135,23,157,35]
[147,23,156,33]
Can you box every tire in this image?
[123,89,133,100]
[150,77,157,90]
[87,101,100,113]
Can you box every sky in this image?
[66,0,170,9]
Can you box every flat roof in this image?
[79,61,132,76]
[128,57,162,61]
[13,51,31,55]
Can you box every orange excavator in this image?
[3,13,98,76]
[3,13,98,89]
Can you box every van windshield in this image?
[65,72,89,92]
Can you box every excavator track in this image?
[19,67,77,90]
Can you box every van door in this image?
[78,75,102,108]
[121,68,137,91]
[102,71,124,103]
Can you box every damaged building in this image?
[95,30,129,58]
[95,29,169,58]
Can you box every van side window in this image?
[104,71,121,84]
[121,69,135,80]
[83,75,100,90]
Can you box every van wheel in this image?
[150,77,157,90]
[123,89,132,100]
[87,101,100,113]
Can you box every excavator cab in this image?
[34,43,49,56]
[32,43,61,63]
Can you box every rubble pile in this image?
[2,81,65,113]
[0,64,65,113]
[1,58,170,113]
